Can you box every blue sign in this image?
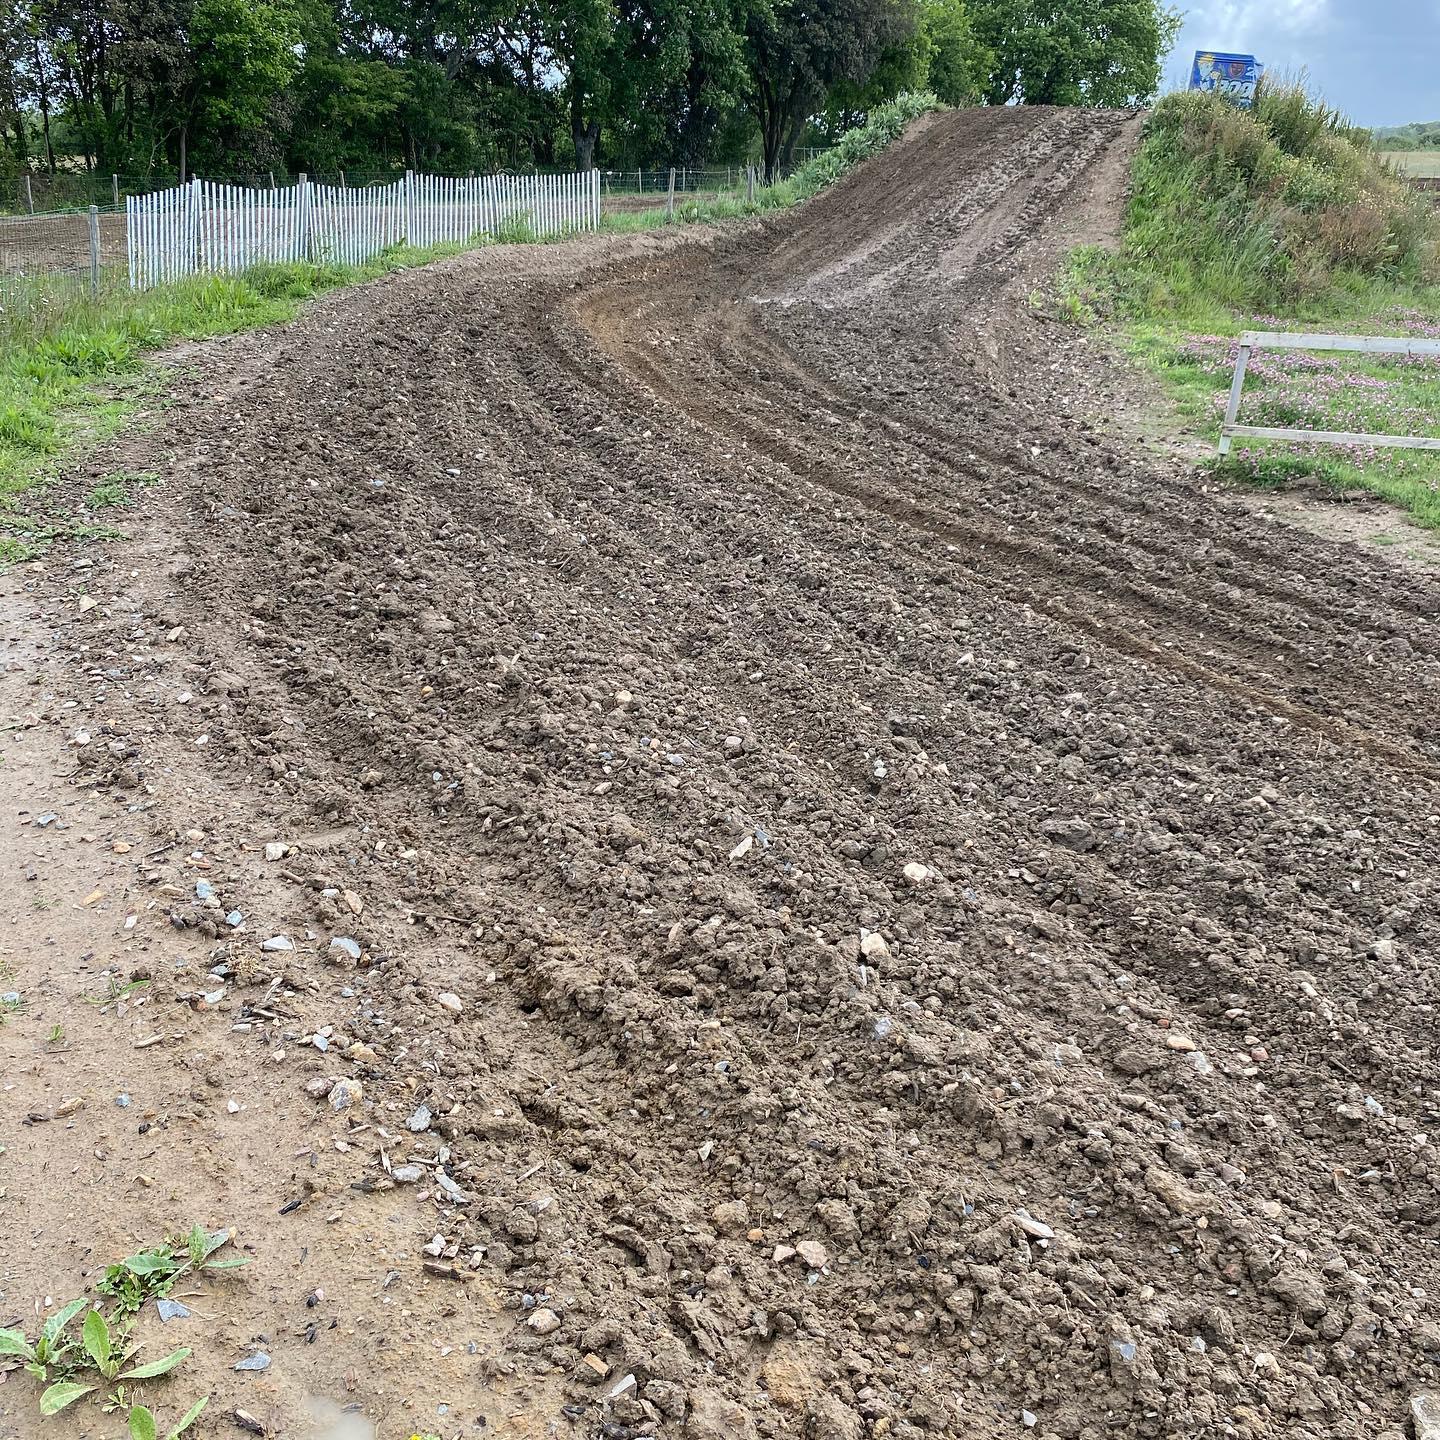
[1189,51,1262,106]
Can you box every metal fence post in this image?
[746,165,755,203]
[24,174,34,213]
[667,166,675,220]
[87,204,101,297]
[404,169,414,245]
[111,173,119,206]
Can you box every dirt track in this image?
[5,106,1440,1440]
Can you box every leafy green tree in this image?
[603,0,749,165]
[525,0,614,170]
[181,0,303,170]
[972,0,1178,107]
[746,0,917,180]
[0,3,31,174]
[822,0,985,132]
[924,0,989,106]
[287,0,408,172]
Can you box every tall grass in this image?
[1069,79,1439,323]
[1055,78,1440,535]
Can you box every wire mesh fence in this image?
[598,167,743,195]
[7,150,832,216]
[0,204,129,325]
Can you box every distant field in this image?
[1383,150,1440,177]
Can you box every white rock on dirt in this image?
[526,1307,562,1335]
[1014,1209,1055,1240]
[795,1240,829,1270]
[1412,1392,1440,1440]
[437,992,463,1014]
[328,1078,363,1111]
[902,862,929,883]
[860,933,890,960]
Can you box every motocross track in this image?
[6,105,1440,1440]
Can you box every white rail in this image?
[1218,331,1440,456]
[127,169,601,291]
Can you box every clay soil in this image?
[4,106,1440,1440]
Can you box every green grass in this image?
[1051,80,1440,532]
[87,469,159,508]
[1114,308,1440,530]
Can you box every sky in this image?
[1166,0,1440,128]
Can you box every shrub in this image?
[787,92,939,198]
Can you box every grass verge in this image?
[1051,80,1440,530]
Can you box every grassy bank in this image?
[0,91,938,564]
[1057,82,1440,531]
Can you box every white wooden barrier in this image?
[1219,331,1440,455]
[127,168,601,291]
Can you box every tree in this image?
[0,2,32,174]
[821,0,986,132]
[746,0,917,181]
[603,0,749,165]
[179,0,303,171]
[972,0,1178,108]
[527,0,614,170]
[287,0,409,172]
[923,0,988,106]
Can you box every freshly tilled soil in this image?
[8,106,1440,1440]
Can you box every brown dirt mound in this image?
[6,106,1440,1440]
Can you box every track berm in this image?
[5,106,1440,1440]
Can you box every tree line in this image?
[0,0,1179,185]
[1375,121,1440,153]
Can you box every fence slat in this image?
[125,168,607,290]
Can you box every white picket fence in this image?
[126,169,601,290]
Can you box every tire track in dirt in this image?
[564,295,1440,779]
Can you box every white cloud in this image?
[1184,0,1332,42]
